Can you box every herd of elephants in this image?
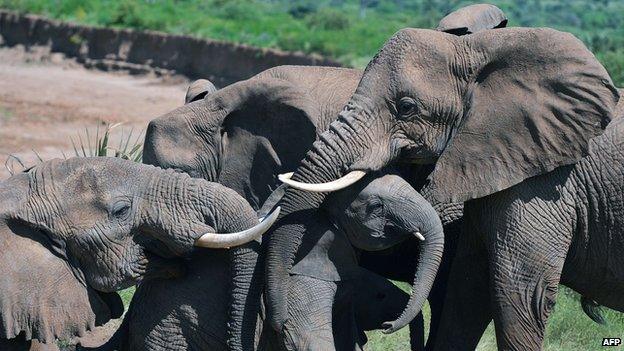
[1,3,624,351]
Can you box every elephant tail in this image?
[581,296,607,325]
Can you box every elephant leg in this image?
[409,313,425,351]
[488,228,567,350]
[433,224,491,351]
[333,280,364,351]
[351,268,424,350]
[283,275,337,351]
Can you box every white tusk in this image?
[278,170,366,193]
[194,206,281,248]
[415,232,425,241]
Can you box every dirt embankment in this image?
[0,10,341,87]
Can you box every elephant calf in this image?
[277,173,443,350]
[0,157,276,350]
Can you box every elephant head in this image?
[0,157,277,345]
[143,66,361,210]
[328,173,443,333]
[268,27,619,331]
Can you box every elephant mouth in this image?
[141,251,187,282]
[399,146,438,164]
[132,227,188,281]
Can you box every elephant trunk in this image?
[204,187,265,351]
[228,241,263,351]
[266,106,372,331]
[384,210,444,334]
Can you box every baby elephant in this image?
[281,173,443,350]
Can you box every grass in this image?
[0,105,14,121]
[0,0,622,86]
[70,123,143,161]
[366,284,624,350]
[119,286,136,311]
[4,124,143,175]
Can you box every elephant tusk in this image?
[194,206,281,249]
[278,171,366,193]
[415,232,425,241]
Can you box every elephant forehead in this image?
[33,158,143,208]
[358,175,409,200]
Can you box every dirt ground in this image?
[0,44,190,180]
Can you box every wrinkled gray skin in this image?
[135,68,414,351]
[0,157,259,350]
[265,23,620,351]
[143,65,361,210]
[277,173,444,351]
[272,173,444,351]
[143,5,509,349]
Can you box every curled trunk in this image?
[204,190,262,351]
[384,214,444,333]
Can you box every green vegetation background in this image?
[1,1,623,350]
[1,0,623,86]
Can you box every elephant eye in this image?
[111,200,131,220]
[397,97,417,117]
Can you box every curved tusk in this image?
[194,206,281,249]
[415,232,425,241]
[278,171,366,193]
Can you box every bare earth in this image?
[0,44,189,180]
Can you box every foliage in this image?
[4,124,143,175]
[70,123,143,161]
[1,0,622,85]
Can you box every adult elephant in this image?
[144,6,510,349]
[142,68,420,351]
[0,157,277,350]
[270,26,620,350]
[143,65,361,210]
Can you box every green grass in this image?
[0,0,623,85]
[70,123,143,161]
[0,105,14,121]
[366,284,624,350]
[119,286,136,311]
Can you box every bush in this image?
[305,8,350,30]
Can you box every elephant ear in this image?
[426,28,619,203]
[218,78,320,209]
[290,212,360,282]
[0,185,121,344]
[436,4,507,35]
[185,79,218,104]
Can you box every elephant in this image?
[141,69,421,351]
[277,172,444,351]
[269,23,620,351]
[144,6,511,349]
[109,244,413,351]
[142,2,507,211]
[0,157,277,350]
[143,65,361,210]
